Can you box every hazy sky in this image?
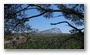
[24,5,83,33]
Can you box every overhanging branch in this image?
[27,11,46,19]
[13,11,47,29]
[12,4,84,30]
[51,21,83,34]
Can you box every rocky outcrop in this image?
[4,36,27,47]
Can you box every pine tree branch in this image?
[13,11,47,29]
[51,21,84,34]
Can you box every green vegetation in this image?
[4,4,84,49]
[4,33,83,49]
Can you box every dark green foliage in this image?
[4,34,84,49]
[60,38,82,49]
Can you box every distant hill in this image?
[37,27,62,34]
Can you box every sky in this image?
[24,4,83,33]
[25,9,72,33]
[28,16,72,33]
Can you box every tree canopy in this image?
[4,4,84,35]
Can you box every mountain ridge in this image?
[37,27,62,34]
